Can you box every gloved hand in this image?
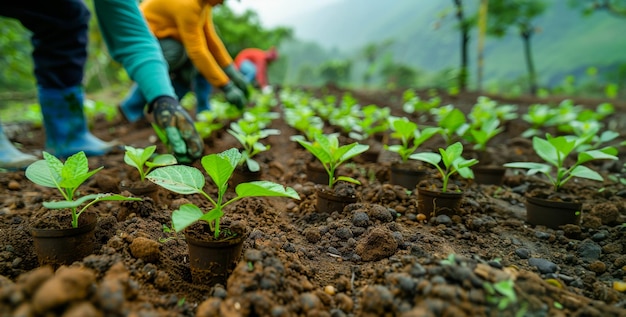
[221,81,247,110]
[223,64,250,98]
[149,96,204,163]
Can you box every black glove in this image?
[221,81,247,110]
[223,64,250,98]
[148,96,204,163]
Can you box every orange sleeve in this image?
[141,0,229,87]
[204,7,233,68]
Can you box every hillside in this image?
[281,0,626,88]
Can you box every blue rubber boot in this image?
[0,124,38,170]
[39,86,119,158]
[119,83,148,123]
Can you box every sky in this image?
[227,0,340,28]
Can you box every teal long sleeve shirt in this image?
[93,0,175,103]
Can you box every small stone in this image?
[528,258,558,274]
[433,215,452,225]
[129,237,161,263]
[577,239,602,262]
[614,281,626,292]
[588,261,606,274]
[355,227,398,261]
[515,248,530,259]
[32,267,96,313]
[8,180,20,191]
[324,285,336,295]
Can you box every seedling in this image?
[348,104,390,141]
[124,145,177,181]
[402,89,441,115]
[410,142,478,192]
[195,111,225,139]
[504,134,618,192]
[385,116,440,162]
[431,105,469,145]
[571,121,619,152]
[227,120,280,172]
[25,151,142,228]
[147,148,300,239]
[521,103,559,138]
[468,117,503,151]
[295,133,369,189]
[483,279,519,311]
[284,106,324,142]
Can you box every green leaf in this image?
[577,149,618,165]
[339,143,369,163]
[146,154,178,167]
[235,181,300,199]
[335,175,362,185]
[42,193,141,209]
[201,148,240,189]
[147,165,205,195]
[410,152,441,167]
[246,158,260,172]
[25,160,59,188]
[532,136,559,167]
[441,142,463,168]
[504,162,552,175]
[570,165,604,181]
[201,207,224,223]
[172,204,204,232]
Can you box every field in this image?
[0,86,625,316]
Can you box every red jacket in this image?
[234,48,276,88]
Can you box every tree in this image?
[358,40,393,87]
[0,18,37,93]
[488,0,547,95]
[569,0,626,17]
[452,0,472,92]
[319,60,352,87]
[213,6,293,57]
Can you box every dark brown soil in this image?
[1,87,626,316]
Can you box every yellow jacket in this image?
[140,0,232,87]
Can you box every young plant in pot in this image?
[384,116,441,190]
[347,104,391,163]
[146,148,300,285]
[25,151,142,267]
[409,142,478,220]
[295,133,369,213]
[467,117,506,185]
[121,145,177,196]
[504,134,618,229]
[227,119,280,185]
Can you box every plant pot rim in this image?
[316,186,358,200]
[417,186,464,198]
[525,194,582,209]
[184,224,249,247]
[30,211,98,237]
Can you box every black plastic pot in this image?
[525,195,582,229]
[316,187,358,213]
[389,162,430,190]
[417,186,464,220]
[185,225,248,286]
[30,212,97,268]
[306,162,329,185]
[473,165,506,185]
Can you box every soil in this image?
[1,87,626,316]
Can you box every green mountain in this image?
[280,0,626,88]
